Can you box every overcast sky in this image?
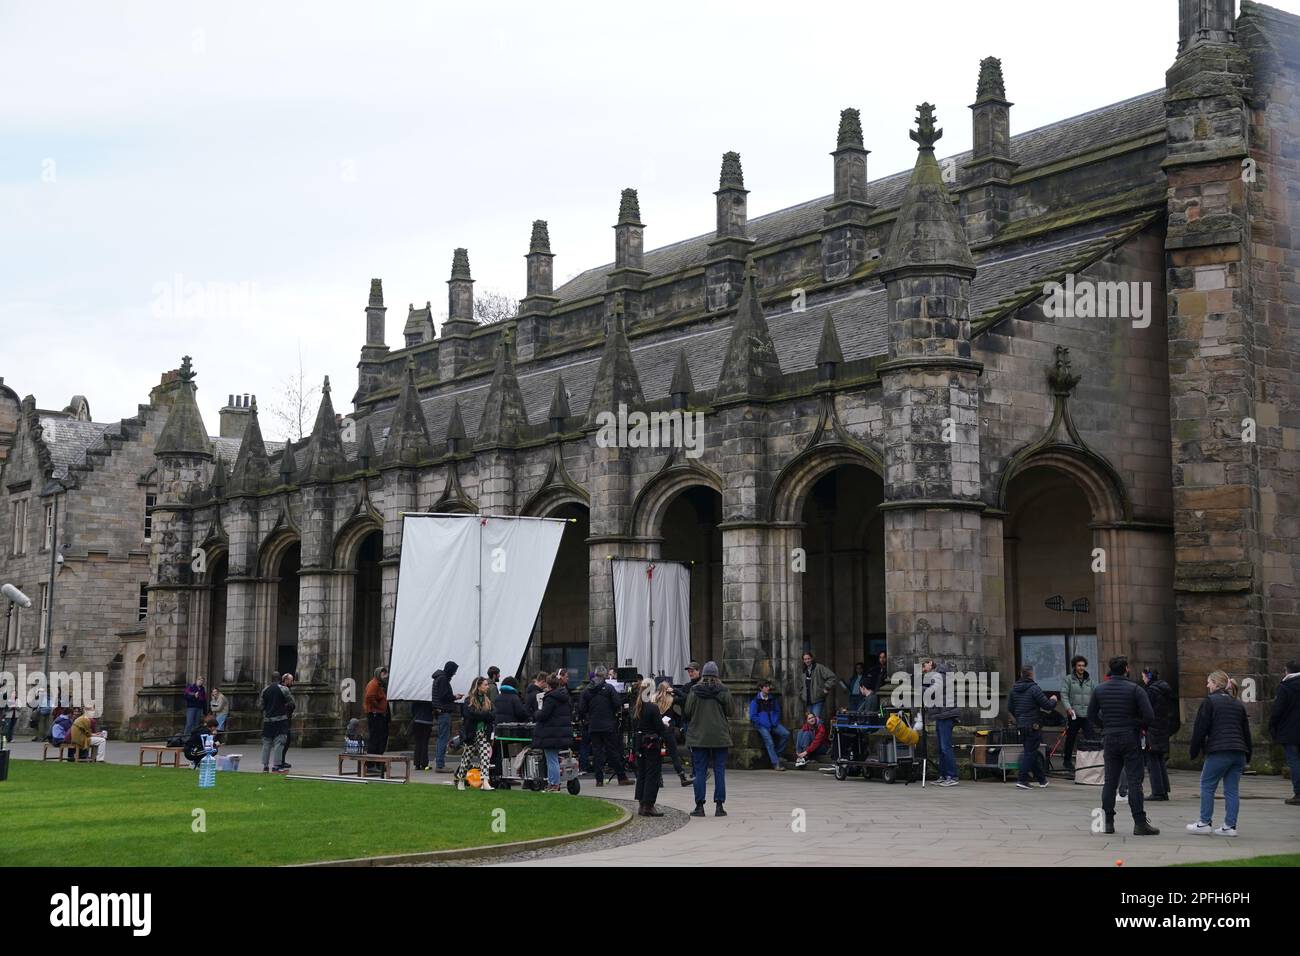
[4,0,1296,440]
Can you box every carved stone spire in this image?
[714,259,782,401]
[445,398,467,454]
[356,421,375,470]
[880,104,975,278]
[475,329,529,449]
[815,311,844,380]
[155,356,211,458]
[670,349,695,410]
[210,453,228,498]
[302,376,347,482]
[837,107,864,149]
[547,374,572,434]
[381,358,434,466]
[822,107,872,280]
[975,56,1007,102]
[230,397,272,492]
[584,305,644,427]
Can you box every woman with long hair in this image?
[654,680,693,787]
[1187,670,1252,836]
[633,679,666,816]
[456,677,496,791]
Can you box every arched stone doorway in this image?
[659,485,723,668]
[799,465,885,693]
[352,530,383,702]
[1004,465,1098,697]
[531,502,590,680]
[273,542,301,678]
[207,553,228,684]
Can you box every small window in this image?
[36,583,49,650]
[43,502,54,550]
[138,583,149,623]
[11,499,27,555]
[143,493,157,541]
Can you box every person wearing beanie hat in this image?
[685,660,732,817]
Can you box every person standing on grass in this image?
[1059,655,1095,771]
[748,680,789,772]
[411,693,434,771]
[532,674,572,792]
[209,686,230,735]
[363,667,389,776]
[685,661,732,817]
[1088,656,1158,836]
[633,678,667,817]
[260,672,290,773]
[1268,660,1300,807]
[1008,665,1057,791]
[455,677,496,791]
[278,673,297,769]
[1186,670,1252,837]
[1142,668,1176,801]
[431,661,461,772]
[922,658,961,787]
[183,676,207,736]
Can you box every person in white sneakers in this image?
[1186,670,1251,837]
[922,659,960,786]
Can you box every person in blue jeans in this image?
[1187,670,1253,836]
[1267,660,1300,806]
[430,661,460,771]
[685,662,732,816]
[922,659,960,786]
[748,681,789,771]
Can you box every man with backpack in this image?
[1088,656,1159,836]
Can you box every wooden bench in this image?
[43,741,99,762]
[139,744,186,768]
[337,752,411,782]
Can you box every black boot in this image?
[690,802,706,817]
[714,802,727,817]
[1133,818,1160,836]
[640,803,664,817]
[1104,817,1115,834]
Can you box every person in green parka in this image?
[685,661,732,818]
[1060,655,1096,771]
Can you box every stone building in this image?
[5,1,1297,767]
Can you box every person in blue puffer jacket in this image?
[748,680,790,771]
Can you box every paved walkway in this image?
[8,741,1297,866]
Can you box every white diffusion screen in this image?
[612,559,690,682]
[387,514,565,699]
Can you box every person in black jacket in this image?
[532,676,573,791]
[455,677,496,791]
[1187,670,1252,835]
[183,716,220,768]
[1142,668,1176,800]
[632,678,667,816]
[410,696,434,771]
[431,661,461,772]
[1087,657,1159,836]
[580,672,630,787]
[1007,666,1058,789]
[525,671,548,715]
[1269,661,1300,805]
[494,676,532,724]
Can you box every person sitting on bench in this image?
[794,711,830,767]
[49,711,73,753]
[69,708,97,761]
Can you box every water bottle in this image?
[198,733,216,788]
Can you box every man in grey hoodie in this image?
[922,659,961,786]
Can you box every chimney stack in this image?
[706,152,755,310]
[218,392,254,439]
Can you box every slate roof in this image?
[38,417,114,480]
[552,90,1166,304]
[352,213,1150,456]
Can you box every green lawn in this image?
[1180,854,1300,867]
[0,761,622,866]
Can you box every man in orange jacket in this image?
[364,667,390,775]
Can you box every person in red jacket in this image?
[794,711,829,768]
[363,667,390,776]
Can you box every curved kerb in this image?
[290,803,633,867]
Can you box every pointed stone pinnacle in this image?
[976,56,1007,102]
[530,220,551,254]
[670,349,694,398]
[618,188,641,224]
[719,152,745,190]
[837,108,864,149]
[451,248,472,281]
[369,278,383,307]
[816,311,845,368]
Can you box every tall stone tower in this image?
[876,104,987,670]
[134,356,211,734]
